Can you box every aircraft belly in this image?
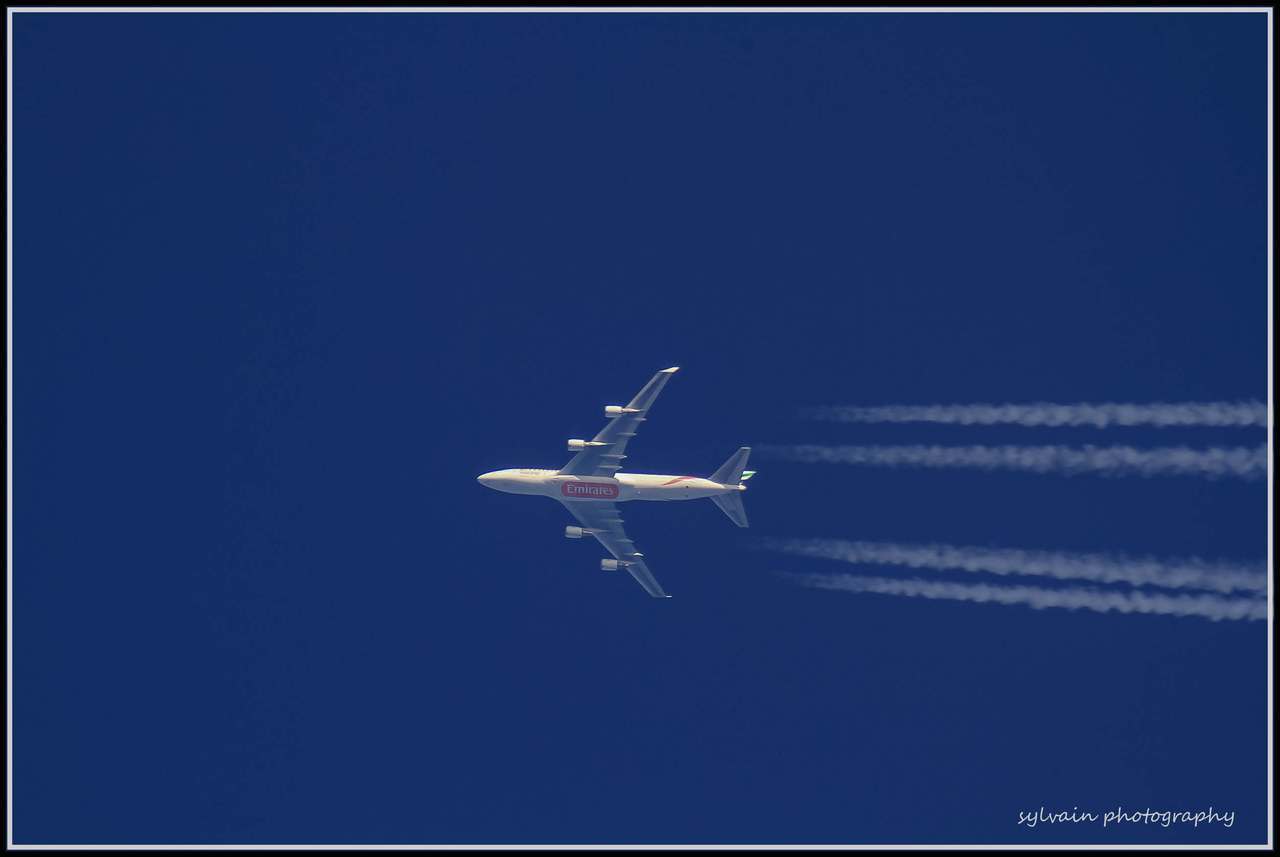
[629,482,722,501]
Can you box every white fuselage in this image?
[476,468,743,502]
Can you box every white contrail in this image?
[760,538,1267,595]
[754,443,1268,480]
[801,401,1268,429]
[782,572,1268,622]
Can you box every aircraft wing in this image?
[558,367,679,477]
[559,500,671,598]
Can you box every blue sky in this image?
[12,10,1269,845]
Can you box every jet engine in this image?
[604,405,641,418]
[566,526,586,539]
[601,559,625,572]
[567,438,608,452]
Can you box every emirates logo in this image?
[561,482,619,499]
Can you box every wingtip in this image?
[661,366,680,373]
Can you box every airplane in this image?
[476,367,755,598]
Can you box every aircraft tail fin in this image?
[709,447,752,528]
[709,447,751,486]
[710,491,749,528]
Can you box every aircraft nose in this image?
[477,472,497,488]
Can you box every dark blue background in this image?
[13,11,1269,845]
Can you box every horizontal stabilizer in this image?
[710,491,749,528]
[710,447,752,486]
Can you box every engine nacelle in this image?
[601,559,622,572]
[567,438,608,452]
[566,526,586,539]
[604,405,642,418]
